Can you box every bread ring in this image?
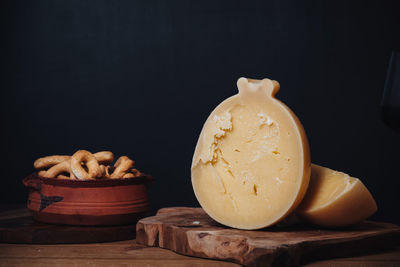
[57,174,70,179]
[34,152,113,170]
[70,171,77,179]
[34,151,138,180]
[34,155,70,170]
[99,164,112,178]
[122,173,135,178]
[110,156,134,178]
[38,170,47,177]
[42,160,74,179]
[71,150,102,180]
[130,168,142,177]
[94,151,114,165]
[99,165,107,177]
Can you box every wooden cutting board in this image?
[0,207,137,244]
[136,207,400,267]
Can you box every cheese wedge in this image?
[191,77,311,230]
[296,164,377,227]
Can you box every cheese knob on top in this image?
[296,164,378,227]
[191,77,311,230]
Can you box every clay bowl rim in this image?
[23,172,153,188]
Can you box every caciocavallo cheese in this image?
[296,164,378,227]
[191,77,311,230]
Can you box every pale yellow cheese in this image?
[296,164,377,227]
[191,77,311,230]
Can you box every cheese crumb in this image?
[257,113,274,126]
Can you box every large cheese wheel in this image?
[296,164,378,227]
[191,77,311,229]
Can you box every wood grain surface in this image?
[136,207,400,267]
[0,206,399,267]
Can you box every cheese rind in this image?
[191,78,311,230]
[296,164,378,227]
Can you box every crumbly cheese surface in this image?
[191,78,311,230]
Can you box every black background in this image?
[2,0,400,224]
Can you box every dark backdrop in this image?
[2,0,400,223]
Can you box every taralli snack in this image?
[33,150,142,180]
[99,165,111,177]
[110,156,135,178]
[71,150,103,180]
[94,151,114,165]
[130,168,141,176]
[122,173,135,178]
[57,174,72,179]
[34,152,114,170]
[38,170,47,177]
[34,156,71,170]
[42,160,75,179]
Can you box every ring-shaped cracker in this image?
[34,151,113,170]
[94,151,114,165]
[38,170,47,177]
[71,150,102,180]
[99,164,112,178]
[130,169,141,177]
[57,174,71,179]
[34,155,70,170]
[122,173,135,178]
[42,160,75,179]
[110,156,134,178]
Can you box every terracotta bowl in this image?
[22,173,152,226]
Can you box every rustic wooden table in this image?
[1,240,399,266]
[0,206,399,266]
